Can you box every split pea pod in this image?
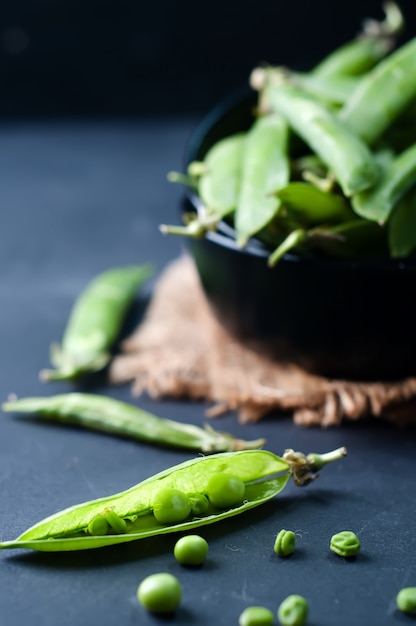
[340,36,416,145]
[0,447,346,552]
[261,79,380,196]
[351,142,416,223]
[2,393,265,453]
[161,133,245,238]
[235,113,289,247]
[40,265,153,382]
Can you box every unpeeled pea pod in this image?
[351,142,416,223]
[340,36,416,145]
[161,133,245,238]
[40,265,153,382]
[262,80,380,197]
[0,447,346,552]
[311,2,402,78]
[388,186,416,257]
[276,182,353,225]
[235,113,289,247]
[2,392,265,453]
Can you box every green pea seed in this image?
[189,493,210,516]
[274,529,296,557]
[137,572,182,613]
[396,587,416,615]
[239,605,274,626]
[206,473,246,509]
[277,595,309,626]
[330,530,360,557]
[87,514,109,536]
[152,487,192,525]
[174,534,209,566]
[103,509,127,534]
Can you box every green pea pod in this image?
[351,142,416,224]
[263,81,379,196]
[290,72,362,106]
[276,182,353,225]
[2,393,265,453]
[235,113,289,247]
[40,265,153,382]
[388,186,416,257]
[340,37,416,145]
[0,447,346,552]
[161,133,245,238]
[312,2,403,78]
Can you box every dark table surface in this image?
[0,118,415,626]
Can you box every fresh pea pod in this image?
[388,186,416,257]
[161,133,245,238]
[235,113,289,247]
[312,2,402,78]
[0,447,346,552]
[351,142,416,224]
[289,72,362,106]
[2,393,265,453]
[261,79,380,196]
[276,182,353,225]
[340,37,416,145]
[40,265,153,382]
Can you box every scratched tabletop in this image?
[0,120,415,626]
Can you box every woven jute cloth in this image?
[109,256,416,426]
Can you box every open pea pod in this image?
[0,447,346,552]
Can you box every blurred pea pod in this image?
[388,186,416,257]
[340,36,416,145]
[259,76,380,196]
[276,182,354,225]
[287,72,362,106]
[235,113,289,247]
[161,133,245,238]
[2,393,265,453]
[0,447,346,552]
[40,265,153,382]
[352,142,416,223]
[312,2,403,78]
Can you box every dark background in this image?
[0,0,415,118]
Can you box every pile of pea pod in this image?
[162,3,416,266]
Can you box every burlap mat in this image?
[109,256,416,426]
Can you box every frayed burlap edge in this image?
[109,255,416,426]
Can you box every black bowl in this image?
[181,89,416,381]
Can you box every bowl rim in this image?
[182,87,416,271]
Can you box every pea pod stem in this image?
[2,393,265,453]
[40,265,154,382]
[0,447,346,552]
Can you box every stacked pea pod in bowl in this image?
[162,3,416,381]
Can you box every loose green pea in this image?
[239,605,274,626]
[277,595,309,626]
[103,509,127,534]
[174,534,209,566]
[87,514,109,536]
[396,588,416,615]
[152,487,192,525]
[137,572,182,614]
[274,529,296,557]
[330,530,360,557]
[206,473,246,509]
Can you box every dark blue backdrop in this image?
[0,0,415,117]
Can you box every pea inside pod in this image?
[0,447,346,552]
